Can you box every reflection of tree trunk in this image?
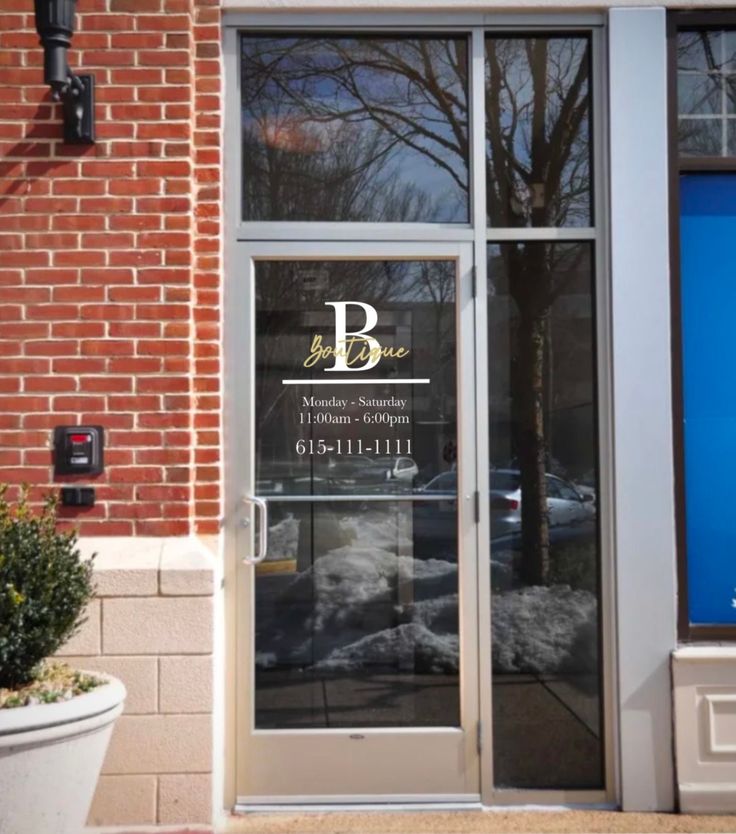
[516,309,550,585]
[507,238,553,587]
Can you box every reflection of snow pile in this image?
[405,594,458,633]
[305,545,456,630]
[318,623,459,674]
[258,505,597,677]
[266,514,299,561]
[492,586,598,675]
[255,651,277,669]
[338,513,413,553]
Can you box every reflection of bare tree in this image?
[241,36,469,222]
[499,243,589,585]
[485,37,591,585]
[486,37,591,228]
[245,33,594,583]
[676,31,736,157]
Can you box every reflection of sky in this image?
[242,35,469,222]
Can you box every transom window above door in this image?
[240,34,471,223]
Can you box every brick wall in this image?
[0,0,222,537]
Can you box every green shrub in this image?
[0,485,94,689]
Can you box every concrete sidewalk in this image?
[218,810,736,834]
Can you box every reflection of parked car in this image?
[327,455,390,491]
[419,468,593,535]
[374,456,419,483]
[491,469,593,535]
[419,470,457,494]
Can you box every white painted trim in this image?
[224,11,617,810]
[223,10,606,26]
[679,784,736,814]
[674,646,736,662]
[608,6,676,813]
[235,796,481,807]
[221,1,725,13]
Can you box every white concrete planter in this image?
[0,674,126,834]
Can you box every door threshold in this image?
[234,798,482,813]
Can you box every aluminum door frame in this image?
[224,239,480,804]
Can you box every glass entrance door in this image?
[232,241,479,802]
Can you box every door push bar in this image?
[240,495,269,565]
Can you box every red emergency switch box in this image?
[53,425,104,476]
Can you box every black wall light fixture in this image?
[34,0,95,144]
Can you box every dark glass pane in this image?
[677,30,724,72]
[729,120,736,155]
[255,499,460,728]
[255,260,457,497]
[676,30,736,159]
[727,79,736,115]
[679,117,723,157]
[678,72,722,115]
[726,31,736,71]
[485,36,592,228]
[241,35,470,222]
[487,242,603,789]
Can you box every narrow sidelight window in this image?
[485,35,592,227]
[487,242,603,790]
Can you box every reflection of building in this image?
[3,2,736,827]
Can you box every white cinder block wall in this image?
[58,537,215,828]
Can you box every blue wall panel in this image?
[681,173,736,625]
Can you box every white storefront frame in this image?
[220,3,675,810]
[608,7,676,812]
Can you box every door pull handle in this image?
[241,495,268,565]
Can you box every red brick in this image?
[80,268,134,285]
[79,377,133,393]
[137,484,188,501]
[107,395,160,411]
[53,251,105,267]
[26,304,78,320]
[111,324,161,341]
[107,360,160,376]
[139,412,188,428]
[81,340,134,356]
[25,341,79,356]
[52,358,106,374]
[108,286,160,303]
[137,377,189,394]
[81,304,134,321]
[109,430,162,446]
[0,430,50,447]
[24,376,76,393]
[136,519,189,536]
[138,340,188,356]
[107,466,163,483]
[136,448,189,465]
[108,502,163,520]
[53,286,105,303]
[54,396,106,411]
[52,322,105,338]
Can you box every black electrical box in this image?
[60,486,96,507]
[53,425,104,476]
